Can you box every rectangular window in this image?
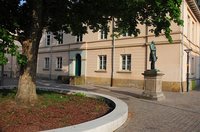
[44,57,50,69]
[187,16,190,40]
[192,22,195,43]
[76,34,83,42]
[58,31,63,44]
[56,57,62,69]
[99,55,107,70]
[100,29,108,40]
[122,32,132,37]
[121,54,131,71]
[191,57,195,75]
[46,32,51,46]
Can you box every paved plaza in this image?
[1,78,200,132]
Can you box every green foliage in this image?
[62,0,183,42]
[74,92,86,97]
[0,27,16,65]
[0,0,184,66]
[0,27,27,66]
[0,88,70,105]
[40,92,70,106]
[16,53,27,66]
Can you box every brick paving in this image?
[1,78,200,132]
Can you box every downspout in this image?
[49,32,53,80]
[145,24,148,71]
[180,1,184,92]
[110,17,115,87]
[85,42,88,85]
[49,43,52,80]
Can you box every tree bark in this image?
[15,0,43,105]
[15,39,40,105]
[0,65,4,86]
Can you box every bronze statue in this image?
[149,41,157,70]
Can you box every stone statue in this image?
[149,41,157,70]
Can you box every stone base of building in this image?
[36,74,197,92]
[70,76,85,85]
[85,76,186,92]
[85,77,144,89]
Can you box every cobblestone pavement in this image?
[1,78,200,132]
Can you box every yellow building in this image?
[37,0,200,92]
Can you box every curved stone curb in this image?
[41,89,128,132]
[0,86,128,132]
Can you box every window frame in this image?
[121,54,131,71]
[100,29,108,40]
[76,34,83,42]
[44,57,50,69]
[57,31,63,44]
[98,55,107,70]
[56,57,62,69]
[46,32,51,46]
[122,32,132,37]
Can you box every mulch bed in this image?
[0,93,112,132]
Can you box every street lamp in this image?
[184,48,192,92]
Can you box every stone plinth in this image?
[142,70,165,101]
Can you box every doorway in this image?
[75,54,81,76]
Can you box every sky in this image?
[19,0,26,6]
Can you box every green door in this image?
[75,54,81,76]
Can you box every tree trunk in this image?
[15,0,43,105]
[15,39,40,105]
[0,65,4,86]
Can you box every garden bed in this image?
[0,89,113,132]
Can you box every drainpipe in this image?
[49,44,52,80]
[110,17,115,87]
[49,32,53,80]
[145,24,148,71]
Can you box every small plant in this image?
[74,92,86,97]
[38,91,70,106]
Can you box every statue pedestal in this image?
[142,70,165,101]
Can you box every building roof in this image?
[187,0,200,22]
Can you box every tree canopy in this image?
[0,0,183,104]
[1,0,183,41]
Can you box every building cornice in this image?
[187,0,200,22]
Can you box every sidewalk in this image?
[2,78,200,132]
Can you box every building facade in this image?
[36,0,200,92]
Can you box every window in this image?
[76,34,83,42]
[56,57,62,69]
[100,29,108,39]
[99,55,107,70]
[58,31,63,44]
[191,57,195,75]
[121,54,131,71]
[44,57,50,69]
[192,22,195,43]
[46,32,51,46]
[187,16,190,39]
[122,32,132,37]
